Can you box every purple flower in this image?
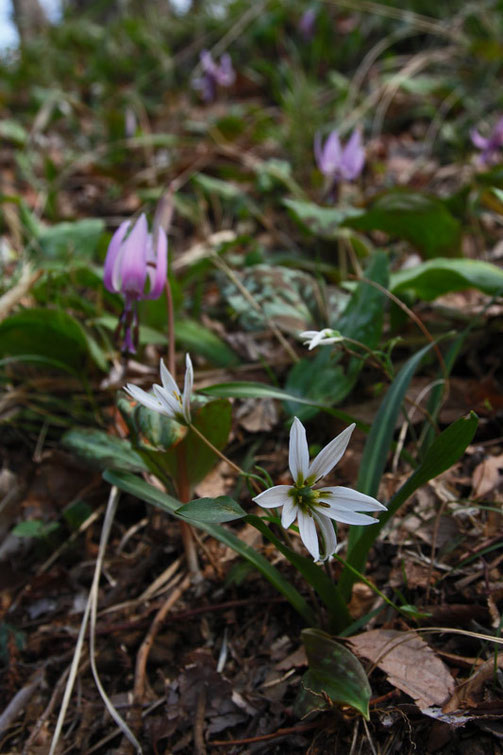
[298,8,317,41]
[314,128,365,185]
[471,117,503,166]
[193,50,236,103]
[104,213,167,355]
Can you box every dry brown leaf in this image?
[348,629,455,710]
[471,454,503,499]
[443,654,503,713]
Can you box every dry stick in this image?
[176,445,201,577]
[132,575,191,720]
[194,686,208,755]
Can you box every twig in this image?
[0,264,43,322]
[209,720,321,746]
[194,686,207,755]
[0,668,43,737]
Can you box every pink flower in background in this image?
[104,214,167,355]
[471,117,503,166]
[298,7,317,41]
[314,128,365,186]
[193,50,235,102]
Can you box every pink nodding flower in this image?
[471,116,503,166]
[104,213,167,355]
[314,128,365,186]
[193,50,235,102]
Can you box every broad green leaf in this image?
[163,399,232,488]
[0,308,96,370]
[178,496,247,523]
[104,469,316,625]
[12,520,58,539]
[0,119,28,146]
[295,629,371,719]
[176,319,240,367]
[37,218,105,263]
[61,427,148,472]
[390,258,503,300]
[117,391,187,452]
[346,190,461,258]
[284,198,364,239]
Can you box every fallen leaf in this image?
[471,454,503,499]
[443,654,503,713]
[348,629,455,710]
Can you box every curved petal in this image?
[341,129,365,180]
[124,383,164,413]
[160,359,179,395]
[289,417,309,483]
[297,511,319,561]
[281,498,298,528]
[470,128,489,151]
[308,423,355,482]
[144,227,168,300]
[317,486,386,511]
[322,508,379,526]
[117,214,148,297]
[182,353,193,424]
[104,221,130,293]
[152,384,181,418]
[313,512,337,561]
[321,130,342,175]
[252,485,292,508]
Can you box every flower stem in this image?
[165,279,176,379]
[188,422,261,493]
[176,444,201,578]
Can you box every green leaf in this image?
[61,427,148,472]
[341,413,478,599]
[163,399,233,488]
[37,219,105,263]
[346,190,461,258]
[390,258,503,301]
[0,308,98,370]
[178,496,247,523]
[176,319,240,367]
[104,469,316,625]
[117,391,187,452]
[284,251,389,420]
[295,629,371,719]
[0,119,28,146]
[284,198,364,239]
[247,515,350,633]
[357,341,435,498]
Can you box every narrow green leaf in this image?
[179,496,247,523]
[247,515,350,633]
[104,469,316,625]
[391,258,503,300]
[176,319,240,367]
[341,413,478,598]
[295,629,371,719]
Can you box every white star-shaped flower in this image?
[299,328,344,350]
[253,417,386,562]
[125,354,193,425]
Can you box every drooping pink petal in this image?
[470,128,489,151]
[116,214,149,297]
[320,130,342,175]
[144,227,168,300]
[340,128,365,180]
[104,221,130,293]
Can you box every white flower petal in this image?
[317,486,386,512]
[253,485,292,509]
[124,384,164,413]
[307,423,355,482]
[182,353,193,423]
[297,510,319,561]
[281,498,298,528]
[289,417,309,483]
[313,512,337,561]
[160,359,179,395]
[322,507,379,526]
[152,384,180,418]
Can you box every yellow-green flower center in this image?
[289,484,319,513]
